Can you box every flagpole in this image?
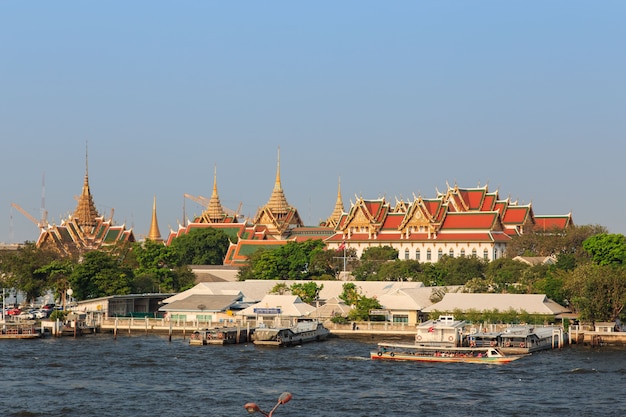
[343,244,347,276]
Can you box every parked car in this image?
[18,310,35,320]
[6,307,21,316]
[34,310,49,319]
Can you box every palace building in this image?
[167,151,572,266]
[324,184,572,262]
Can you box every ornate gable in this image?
[337,197,389,239]
[398,195,438,238]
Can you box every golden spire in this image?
[147,195,163,242]
[266,146,289,214]
[72,143,99,230]
[204,165,226,222]
[326,177,345,227]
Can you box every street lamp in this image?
[244,392,292,416]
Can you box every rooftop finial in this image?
[275,146,282,191]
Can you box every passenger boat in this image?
[0,321,42,339]
[468,325,563,354]
[189,327,253,346]
[253,318,330,347]
[413,315,466,348]
[371,342,525,364]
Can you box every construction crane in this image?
[11,202,47,229]
[183,194,244,219]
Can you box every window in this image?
[393,315,409,323]
[449,248,454,258]
[460,248,465,257]
[404,248,410,260]
[483,249,489,260]
[426,249,431,261]
[197,314,213,323]
[438,249,443,260]
[472,248,477,257]
[416,249,421,261]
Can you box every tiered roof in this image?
[36,149,135,255]
[327,183,571,246]
[252,148,303,236]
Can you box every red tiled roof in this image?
[534,215,572,231]
[441,212,499,229]
[381,213,404,229]
[501,206,530,225]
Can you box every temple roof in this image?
[325,177,345,228]
[72,149,99,230]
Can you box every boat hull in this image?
[370,342,525,364]
[253,322,330,347]
[370,350,521,364]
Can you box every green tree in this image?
[352,246,398,280]
[377,259,422,281]
[436,255,487,285]
[34,259,75,307]
[269,282,289,295]
[347,295,383,321]
[338,282,360,307]
[485,258,529,293]
[0,243,58,303]
[290,282,324,304]
[169,227,231,265]
[69,250,133,300]
[562,263,626,323]
[361,246,399,261]
[132,240,193,292]
[236,240,328,280]
[505,224,605,259]
[582,233,626,266]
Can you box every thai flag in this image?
[338,241,346,251]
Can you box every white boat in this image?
[467,325,563,354]
[371,342,525,364]
[253,318,330,347]
[413,315,466,347]
[0,321,42,339]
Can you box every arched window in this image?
[472,248,477,257]
[404,248,410,260]
[416,249,421,261]
[460,248,465,257]
[483,249,489,260]
[426,249,432,261]
[438,249,443,260]
[448,248,454,258]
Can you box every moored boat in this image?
[189,327,253,345]
[371,342,525,364]
[468,325,564,354]
[253,318,330,347]
[0,321,42,339]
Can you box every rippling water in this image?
[0,334,624,417]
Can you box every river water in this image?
[0,334,624,417]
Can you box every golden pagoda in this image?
[147,195,163,242]
[72,149,99,230]
[325,177,345,228]
[253,147,303,237]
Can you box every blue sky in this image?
[1,1,625,244]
